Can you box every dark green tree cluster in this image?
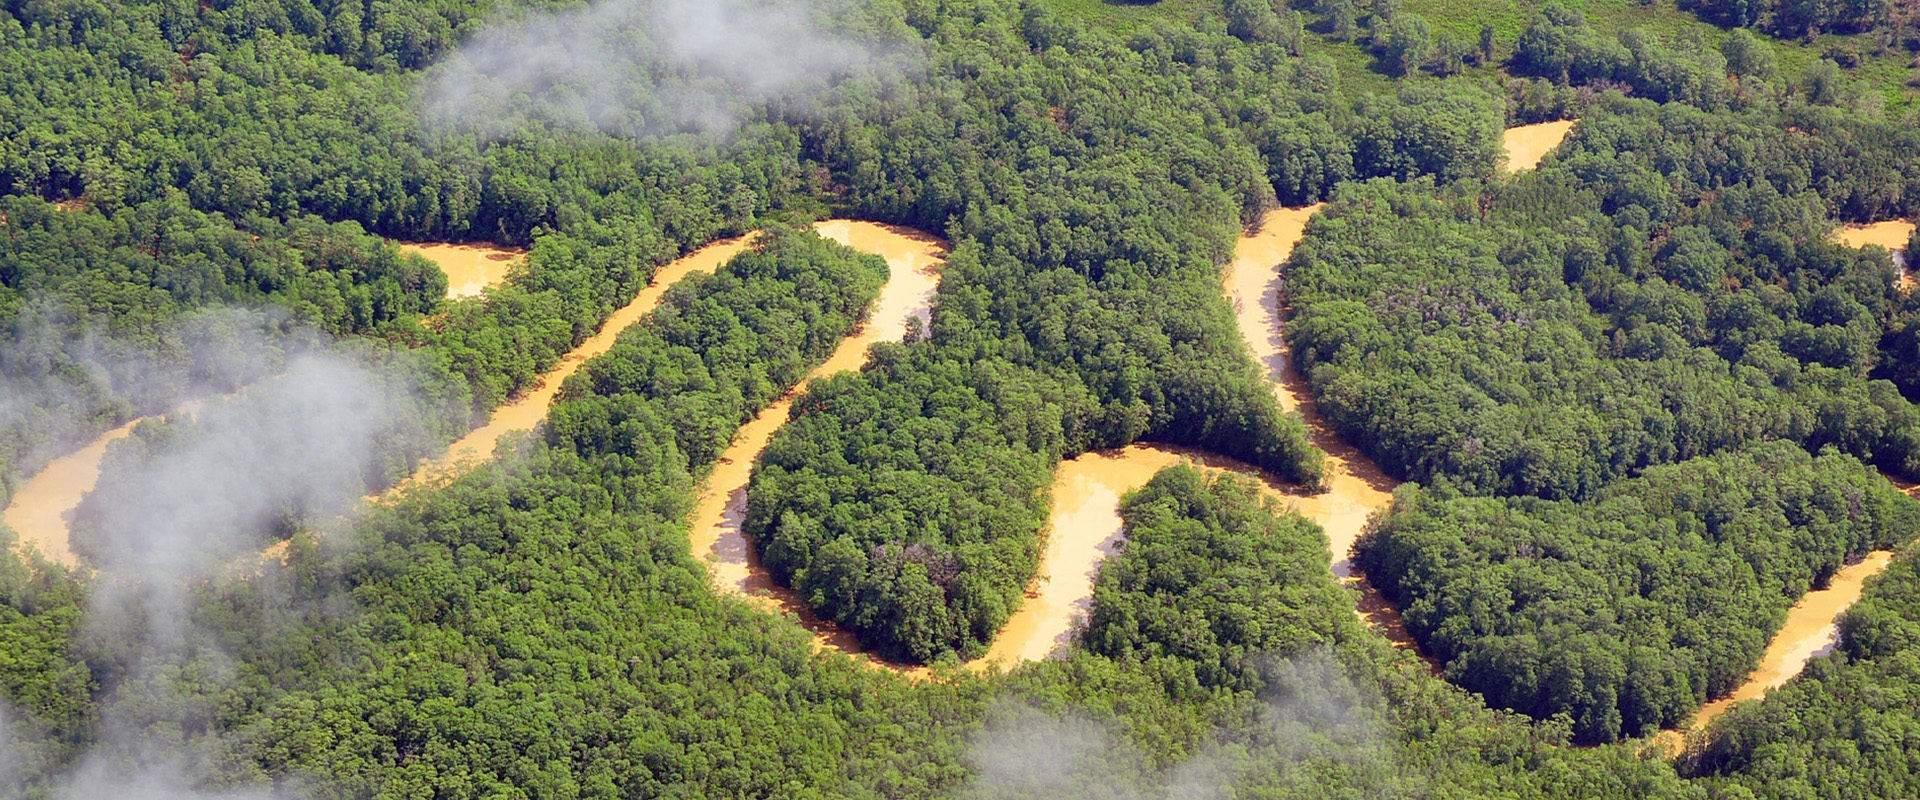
[1287,97,1920,502]
[1681,0,1910,42]
[981,464,1701,800]
[1081,466,1352,693]
[1360,443,1920,743]
[746,345,1089,664]
[1681,546,1920,798]
[0,531,90,786]
[0,0,820,507]
[1298,0,1484,77]
[743,0,1513,663]
[1286,89,1920,743]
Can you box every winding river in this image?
[1658,226,1919,745]
[406,235,755,486]
[1502,119,1579,172]
[13,119,1909,734]
[684,222,943,674]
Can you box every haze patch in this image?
[3,313,425,798]
[419,0,918,139]
[961,647,1397,799]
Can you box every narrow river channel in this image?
[15,122,1906,733]
[406,235,756,486]
[1,419,140,567]
[684,221,944,675]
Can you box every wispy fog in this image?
[419,0,917,139]
[963,648,1396,799]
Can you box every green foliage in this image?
[1287,97,1920,501]
[0,194,445,508]
[1360,443,1920,743]
[148,231,917,798]
[746,347,1084,663]
[744,3,1529,662]
[1082,466,1352,692]
[1682,547,1920,798]
[8,0,1915,793]
[550,229,888,475]
[0,528,91,781]
[1720,27,1780,80]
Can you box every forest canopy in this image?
[1360,442,1920,743]
[2,0,1919,795]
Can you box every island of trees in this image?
[1,0,1918,796]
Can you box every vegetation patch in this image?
[1361,442,1920,743]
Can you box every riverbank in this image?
[684,221,944,676]
[1226,206,1428,661]
[406,235,756,486]
[1,419,141,567]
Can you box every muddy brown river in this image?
[974,205,1428,671]
[1,419,141,566]
[409,235,756,485]
[685,221,943,675]
[398,242,527,299]
[1658,221,1912,739]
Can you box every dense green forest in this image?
[1281,2,1920,749]
[743,0,1521,662]
[1681,544,1920,799]
[3,0,1920,794]
[1360,443,1920,743]
[1289,98,1920,502]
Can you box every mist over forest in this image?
[2,0,1919,797]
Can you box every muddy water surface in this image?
[1230,208,1397,575]
[2,419,142,566]
[1227,206,1427,656]
[977,446,1187,667]
[398,242,527,299]
[1833,219,1914,289]
[685,221,943,673]
[975,205,1429,670]
[1501,119,1579,172]
[1694,552,1895,724]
